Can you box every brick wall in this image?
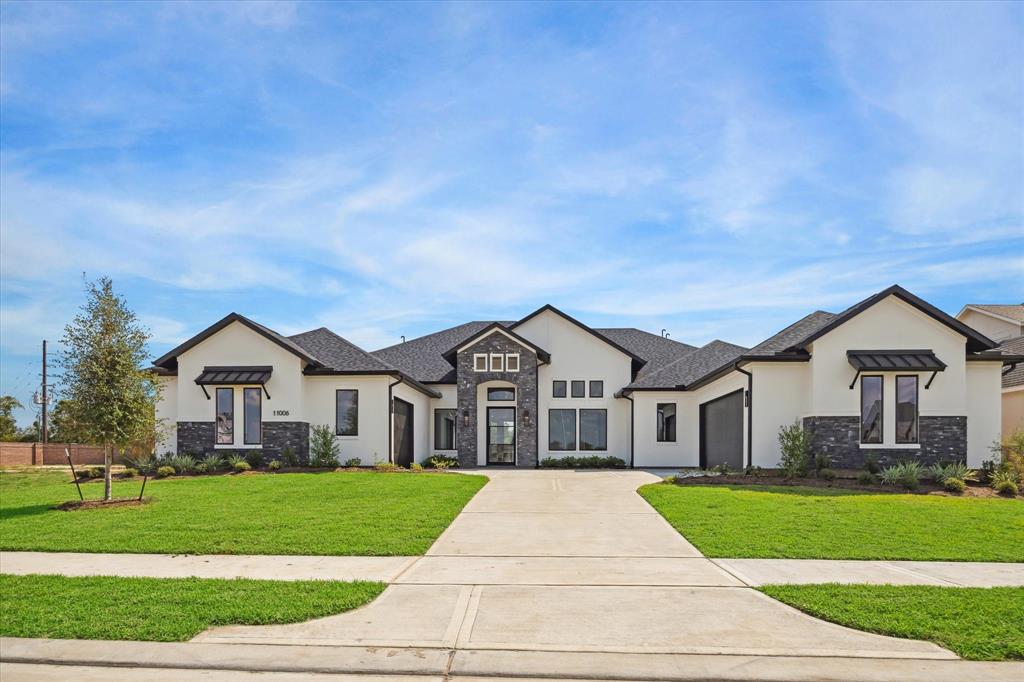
[0,442,115,467]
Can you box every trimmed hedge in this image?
[540,455,626,469]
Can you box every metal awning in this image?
[846,350,946,389]
[195,366,272,399]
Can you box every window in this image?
[657,403,676,442]
[548,409,576,450]
[579,409,607,451]
[216,388,233,444]
[553,380,567,398]
[243,388,261,445]
[336,389,359,436]
[571,380,585,398]
[860,376,883,444]
[434,408,456,450]
[490,354,504,372]
[473,354,488,372]
[896,376,918,444]
[487,387,515,401]
[589,380,603,398]
[506,354,520,372]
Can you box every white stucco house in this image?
[955,304,1024,435]
[152,285,1020,470]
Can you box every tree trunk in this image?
[103,444,112,501]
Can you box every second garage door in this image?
[699,389,744,470]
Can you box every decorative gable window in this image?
[490,354,505,372]
[506,354,520,372]
[474,354,488,372]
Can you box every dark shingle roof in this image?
[373,321,497,383]
[999,335,1024,388]
[289,328,397,373]
[595,328,696,382]
[742,311,836,358]
[627,340,748,390]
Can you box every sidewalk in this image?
[3,551,1022,587]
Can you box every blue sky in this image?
[1,1,1022,427]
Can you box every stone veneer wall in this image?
[802,415,967,468]
[176,420,309,464]
[456,334,539,468]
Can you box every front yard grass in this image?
[638,484,1023,561]
[0,469,486,555]
[760,584,1024,661]
[0,573,384,641]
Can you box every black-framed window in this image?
[579,409,607,451]
[860,376,883,444]
[553,380,567,398]
[487,387,515,401]
[243,387,261,445]
[548,409,576,450]
[896,375,918,444]
[589,381,603,398]
[571,380,585,398]
[657,403,676,442]
[216,387,233,444]
[434,408,456,450]
[336,389,358,436]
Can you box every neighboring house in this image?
[152,285,1019,470]
[955,304,1024,437]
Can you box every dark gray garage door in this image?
[700,390,744,470]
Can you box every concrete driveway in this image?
[196,469,954,660]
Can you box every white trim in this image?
[456,327,540,355]
[473,353,488,372]
[490,353,505,372]
[860,443,921,450]
[1003,385,1024,394]
[506,353,520,372]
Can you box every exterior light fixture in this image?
[462,409,470,426]
[523,409,531,426]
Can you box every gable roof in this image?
[373,321,498,383]
[958,304,1024,325]
[289,327,397,373]
[511,304,647,364]
[998,335,1024,389]
[625,340,748,391]
[152,313,323,371]
[595,328,697,383]
[741,311,836,360]
[441,322,551,364]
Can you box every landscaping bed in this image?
[669,472,1006,497]
[0,468,486,556]
[638,483,1024,561]
[760,584,1024,661]
[0,574,384,641]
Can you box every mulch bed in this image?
[56,498,152,511]
[671,474,1007,498]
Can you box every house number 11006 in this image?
[273,409,290,416]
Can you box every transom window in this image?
[552,380,567,398]
[860,376,883,444]
[473,354,488,372]
[589,381,603,398]
[896,375,919,444]
[657,403,676,442]
[336,389,359,436]
[216,387,233,444]
[506,354,520,372]
[490,354,505,372]
[570,380,585,398]
[487,387,515,401]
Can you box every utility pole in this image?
[41,340,48,444]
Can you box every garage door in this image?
[700,389,744,470]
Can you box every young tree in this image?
[0,396,23,441]
[59,277,160,501]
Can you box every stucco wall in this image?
[155,376,178,454]
[748,361,810,467]
[1004,388,1024,437]
[304,375,390,465]
[965,361,1003,466]
[957,309,1020,343]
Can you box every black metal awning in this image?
[195,366,272,399]
[846,350,946,389]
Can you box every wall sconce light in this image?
[523,409,531,427]
[462,409,470,426]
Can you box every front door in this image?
[393,398,414,467]
[487,406,516,465]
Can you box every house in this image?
[152,285,1019,470]
[956,304,1024,436]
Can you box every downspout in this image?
[534,360,540,469]
[387,376,402,464]
[734,363,753,469]
[624,393,635,469]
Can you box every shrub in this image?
[343,457,362,467]
[374,461,400,472]
[201,454,225,473]
[268,460,281,471]
[410,462,424,472]
[818,468,836,481]
[232,460,252,473]
[995,479,1019,497]
[168,454,196,474]
[856,470,876,485]
[980,459,999,484]
[156,465,176,478]
[991,469,1019,496]
[863,452,882,475]
[712,462,732,475]
[121,467,138,479]
[225,453,248,469]
[664,475,678,484]
[123,454,157,475]
[880,462,921,490]
[309,424,340,467]
[242,450,263,468]
[539,456,626,469]
[281,446,299,468]
[925,463,947,483]
[80,466,103,479]
[928,461,977,484]
[744,465,764,477]
[943,477,967,493]
[813,452,831,475]
[777,420,811,478]
[424,454,459,469]
[991,430,1024,482]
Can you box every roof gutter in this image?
[387,376,402,465]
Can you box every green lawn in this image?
[0,573,384,641]
[638,484,1024,561]
[760,584,1024,661]
[0,469,486,555]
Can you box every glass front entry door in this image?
[487,407,516,465]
